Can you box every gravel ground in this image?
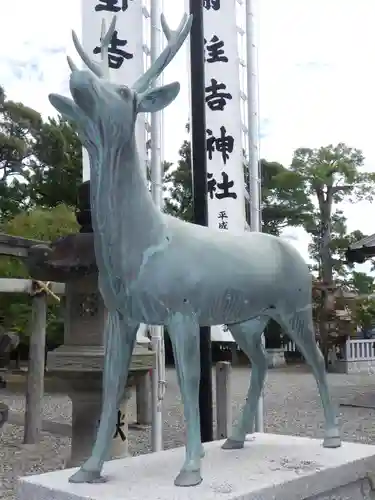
[2,366,375,499]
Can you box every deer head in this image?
[48,13,192,151]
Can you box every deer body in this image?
[121,216,309,326]
[49,12,341,488]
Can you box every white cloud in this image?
[259,0,375,166]
[1,0,374,264]
[259,0,375,261]
[0,0,78,114]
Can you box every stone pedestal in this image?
[110,389,132,460]
[68,387,102,467]
[48,276,154,467]
[135,372,152,426]
[16,433,375,500]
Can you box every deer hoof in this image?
[222,438,244,450]
[323,435,341,448]
[174,469,202,487]
[69,468,107,484]
[323,428,341,448]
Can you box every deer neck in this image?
[88,136,167,285]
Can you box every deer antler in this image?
[67,16,117,77]
[132,13,193,93]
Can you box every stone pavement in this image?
[1,366,375,499]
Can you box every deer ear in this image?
[137,82,180,113]
[49,93,82,124]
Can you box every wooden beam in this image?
[24,294,47,444]
[0,278,65,295]
[0,233,47,258]
[0,243,28,258]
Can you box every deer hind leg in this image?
[167,312,202,487]
[222,316,269,450]
[69,311,139,484]
[277,307,341,448]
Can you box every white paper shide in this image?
[81,0,146,181]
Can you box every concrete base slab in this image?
[340,390,375,409]
[17,433,375,500]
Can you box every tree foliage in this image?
[163,140,193,221]
[0,86,82,223]
[260,160,314,235]
[291,143,375,280]
[344,271,375,333]
[28,117,82,208]
[290,143,375,360]
[0,86,42,221]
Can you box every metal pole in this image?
[245,0,263,432]
[150,0,165,452]
[189,0,214,443]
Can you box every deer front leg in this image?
[69,311,138,483]
[167,312,202,487]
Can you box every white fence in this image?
[284,338,375,361]
[344,339,375,361]
[283,340,321,353]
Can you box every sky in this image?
[0,0,374,267]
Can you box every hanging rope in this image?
[30,280,61,303]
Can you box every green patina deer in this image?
[49,12,341,488]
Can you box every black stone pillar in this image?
[189,0,213,443]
